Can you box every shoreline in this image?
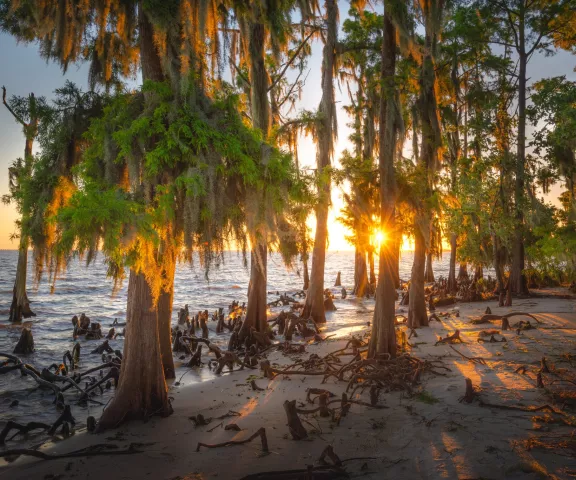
[1,288,575,479]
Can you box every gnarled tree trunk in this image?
[97,269,172,430]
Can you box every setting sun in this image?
[374,230,387,247]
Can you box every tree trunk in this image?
[492,233,506,293]
[353,247,369,297]
[240,243,268,336]
[369,6,397,358]
[302,203,329,324]
[243,14,271,335]
[9,237,35,322]
[97,269,172,430]
[457,262,468,282]
[408,229,428,328]
[447,233,457,293]
[368,248,376,288]
[138,2,165,85]
[301,0,337,325]
[424,251,435,283]
[302,257,310,291]
[511,44,528,295]
[157,280,175,380]
[393,234,400,289]
[473,264,483,284]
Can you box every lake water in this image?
[0,249,452,446]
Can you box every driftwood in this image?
[13,328,34,354]
[196,427,269,453]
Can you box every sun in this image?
[374,229,387,247]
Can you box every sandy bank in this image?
[1,289,576,480]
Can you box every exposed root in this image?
[196,427,269,453]
[435,330,463,345]
[0,443,142,461]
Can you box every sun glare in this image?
[374,230,387,247]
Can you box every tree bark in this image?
[424,251,434,283]
[369,6,397,357]
[302,257,310,291]
[241,243,268,337]
[447,233,457,293]
[301,0,337,325]
[368,247,376,287]
[408,229,428,328]
[97,270,172,430]
[492,233,506,293]
[9,237,35,322]
[457,262,468,282]
[352,247,369,297]
[511,47,528,295]
[393,234,400,289]
[243,13,271,335]
[157,279,175,380]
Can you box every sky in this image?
[0,2,575,251]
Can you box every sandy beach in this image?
[1,288,575,480]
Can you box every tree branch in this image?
[268,29,317,92]
[2,86,27,127]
